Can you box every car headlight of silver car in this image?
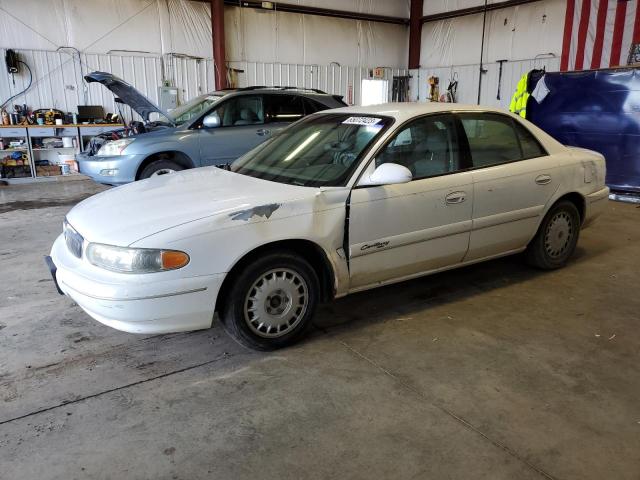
[95,138,135,157]
[86,243,189,273]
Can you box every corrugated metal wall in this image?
[412,56,561,109]
[0,48,408,122]
[4,48,558,117]
[0,48,211,122]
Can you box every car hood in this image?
[84,71,175,125]
[66,167,321,246]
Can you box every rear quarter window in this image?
[514,121,547,158]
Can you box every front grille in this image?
[64,220,84,258]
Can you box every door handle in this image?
[445,191,466,204]
[256,128,271,136]
[535,174,552,185]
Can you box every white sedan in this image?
[47,103,609,350]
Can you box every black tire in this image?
[525,200,581,270]
[220,251,320,351]
[139,159,184,179]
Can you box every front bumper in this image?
[49,234,225,334]
[76,152,145,185]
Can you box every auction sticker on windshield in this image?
[342,117,382,126]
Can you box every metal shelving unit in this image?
[0,124,123,182]
[0,126,32,179]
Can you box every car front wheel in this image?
[139,159,184,179]
[525,200,581,269]
[220,252,320,350]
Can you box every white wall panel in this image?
[423,0,506,16]
[296,0,409,18]
[420,0,565,67]
[224,7,408,67]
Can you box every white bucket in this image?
[62,137,74,148]
[56,153,75,165]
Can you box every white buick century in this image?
[47,103,609,350]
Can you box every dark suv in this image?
[77,72,347,185]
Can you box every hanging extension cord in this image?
[1,60,33,110]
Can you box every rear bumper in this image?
[49,234,224,334]
[583,186,609,227]
[76,152,144,185]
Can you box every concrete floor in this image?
[1,178,639,480]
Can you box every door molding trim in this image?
[349,219,472,258]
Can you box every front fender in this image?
[127,131,201,167]
[130,194,351,296]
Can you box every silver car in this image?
[77,72,346,185]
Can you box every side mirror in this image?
[202,112,221,128]
[358,163,412,186]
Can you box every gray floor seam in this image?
[337,339,560,480]
[0,353,235,427]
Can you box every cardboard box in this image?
[36,165,62,176]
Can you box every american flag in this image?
[561,0,640,71]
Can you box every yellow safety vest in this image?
[509,73,530,118]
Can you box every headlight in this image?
[86,243,189,273]
[96,138,135,156]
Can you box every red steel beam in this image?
[211,0,228,90]
[408,0,422,69]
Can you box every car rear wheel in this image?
[140,159,183,179]
[220,252,319,351]
[525,200,580,270]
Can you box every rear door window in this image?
[459,113,521,168]
[458,113,547,168]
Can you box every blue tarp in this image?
[527,68,640,193]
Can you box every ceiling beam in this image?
[193,0,409,25]
[421,0,543,23]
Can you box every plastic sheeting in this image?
[0,0,408,63]
[225,7,407,67]
[420,0,566,67]
[415,0,565,109]
[0,0,409,118]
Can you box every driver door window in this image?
[214,95,264,127]
[198,95,267,166]
[376,115,464,179]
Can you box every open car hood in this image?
[84,71,175,126]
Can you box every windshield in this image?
[168,94,223,125]
[230,113,392,187]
